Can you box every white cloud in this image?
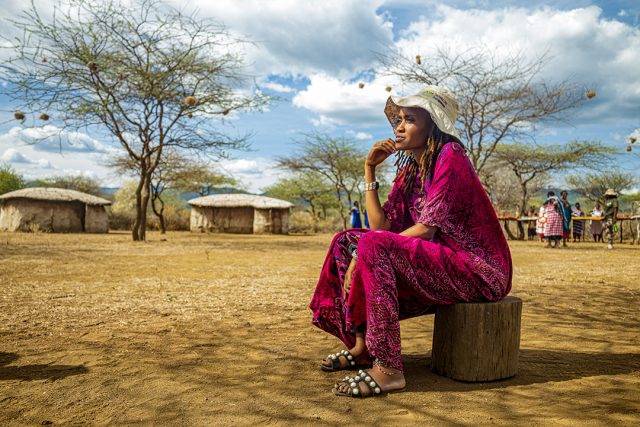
[260,82,295,93]
[347,131,373,140]
[191,0,393,78]
[0,126,109,154]
[293,74,399,127]
[2,148,54,169]
[62,169,98,179]
[37,158,53,169]
[395,5,640,125]
[618,10,628,17]
[2,148,32,163]
[223,159,263,175]
[220,157,279,193]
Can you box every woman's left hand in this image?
[343,257,357,297]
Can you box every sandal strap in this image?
[326,350,356,369]
[353,370,383,397]
[345,375,364,398]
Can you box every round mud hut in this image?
[188,194,293,234]
[0,188,111,233]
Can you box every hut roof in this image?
[188,194,293,209]
[0,188,112,205]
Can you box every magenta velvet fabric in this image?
[309,142,512,370]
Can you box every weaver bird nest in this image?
[185,96,196,106]
[416,55,421,65]
[86,61,97,72]
[630,137,637,143]
[587,91,596,99]
[222,109,230,116]
[627,146,632,152]
[358,83,365,89]
[188,113,193,119]
[42,58,47,63]
[39,114,49,121]
[14,112,25,120]
[385,86,392,92]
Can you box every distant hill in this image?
[98,187,257,202]
[533,188,583,204]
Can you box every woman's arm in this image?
[365,166,391,231]
[400,223,439,240]
[364,138,396,231]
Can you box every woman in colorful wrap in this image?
[310,86,513,398]
[590,203,604,242]
[572,203,585,242]
[543,191,563,248]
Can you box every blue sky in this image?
[1,0,639,192]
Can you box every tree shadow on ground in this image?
[0,351,89,382]
[403,348,640,392]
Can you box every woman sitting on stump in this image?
[310,86,513,398]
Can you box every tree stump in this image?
[430,296,522,382]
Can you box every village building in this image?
[0,188,111,233]
[188,194,293,234]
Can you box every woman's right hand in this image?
[365,138,396,169]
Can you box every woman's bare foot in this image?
[334,365,405,396]
[321,332,372,369]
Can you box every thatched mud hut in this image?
[188,194,293,234]
[0,188,111,233]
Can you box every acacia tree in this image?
[1,0,272,240]
[565,169,639,205]
[275,133,374,230]
[376,46,594,181]
[172,162,243,197]
[491,140,618,239]
[30,173,104,196]
[106,149,241,233]
[0,163,26,197]
[262,171,339,232]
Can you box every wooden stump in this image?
[430,296,522,382]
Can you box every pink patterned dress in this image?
[310,142,512,370]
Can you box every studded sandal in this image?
[332,369,406,398]
[319,350,372,372]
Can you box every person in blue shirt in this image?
[349,201,363,229]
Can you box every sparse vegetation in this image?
[0,162,26,197]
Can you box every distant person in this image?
[349,201,363,229]
[590,203,604,243]
[527,206,537,241]
[560,191,572,247]
[602,189,619,249]
[543,191,563,248]
[572,203,585,242]
[536,205,547,245]
[364,208,369,229]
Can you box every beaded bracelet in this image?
[365,181,379,191]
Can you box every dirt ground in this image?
[0,231,638,426]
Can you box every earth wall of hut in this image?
[0,199,109,233]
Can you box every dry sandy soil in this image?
[0,231,638,426]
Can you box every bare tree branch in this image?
[376,45,595,181]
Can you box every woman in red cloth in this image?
[310,86,512,398]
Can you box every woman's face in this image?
[394,107,434,151]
